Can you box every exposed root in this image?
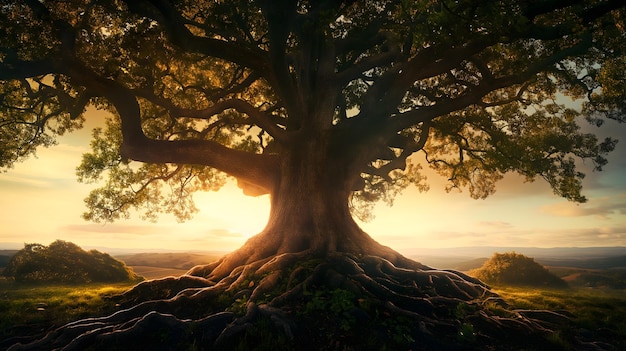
[6,252,611,351]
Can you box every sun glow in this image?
[193,182,271,238]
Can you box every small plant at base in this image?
[483,300,514,318]
[457,322,477,343]
[302,288,357,331]
[454,302,478,319]
[228,294,249,316]
[380,316,415,345]
[233,316,295,351]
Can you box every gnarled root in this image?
[6,252,600,351]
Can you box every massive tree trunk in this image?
[204,130,418,280]
[259,134,362,254]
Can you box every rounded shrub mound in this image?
[469,252,567,288]
[2,240,142,284]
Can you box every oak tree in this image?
[2,0,625,349]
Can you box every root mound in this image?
[5,253,607,350]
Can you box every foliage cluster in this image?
[469,252,567,288]
[289,286,428,350]
[2,240,142,284]
[209,259,421,351]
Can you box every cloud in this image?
[164,229,247,252]
[428,230,487,241]
[476,221,515,229]
[203,229,244,238]
[0,143,90,189]
[402,222,626,249]
[62,223,165,235]
[540,195,626,218]
[0,174,53,188]
[532,226,626,247]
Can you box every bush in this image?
[469,252,567,288]
[2,240,142,284]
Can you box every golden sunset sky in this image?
[1,108,625,254]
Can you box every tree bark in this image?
[203,130,419,279]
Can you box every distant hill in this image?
[3,241,141,284]
[449,257,489,271]
[560,270,626,289]
[0,256,12,268]
[535,255,626,270]
[0,250,19,256]
[3,244,623,278]
[415,256,488,270]
[115,252,222,270]
[406,247,626,270]
[112,252,224,280]
[468,252,567,288]
[0,250,18,268]
[406,246,626,258]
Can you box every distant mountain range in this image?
[403,247,626,270]
[401,246,626,259]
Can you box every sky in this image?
[1,108,626,254]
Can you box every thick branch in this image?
[258,0,302,119]
[121,137,278,195]
[391,31,594,134]
[336,31,404,84]
[133,87,290,143]
[122,0,270,74]
[65,61,278,194]
[365,121,431,180]
[358,41,491,123]
[0,59,56,80]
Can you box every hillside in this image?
[115,252,222,270]
[536,255,626,270]
[0,250,18,269]
[3,246,624,283]
[3,241,141,284]
[468,252,567,288]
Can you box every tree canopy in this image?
[1,0,625,224]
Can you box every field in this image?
[0,279,136,348]
[129,265,189,280]
[116,252,223,280]
[1,278,625,349]
[0,252,222,347]
[494,286,626,349]
[1,250,624,349]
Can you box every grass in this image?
[1,276,625,349]
[0,277,135,344]
[494,286,626,349]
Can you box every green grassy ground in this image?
[1,277,624,349]
[494,286,626,349]
[0,278,135,345]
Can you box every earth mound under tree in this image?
[2,0,625,350]
[469,252,568,288]
[3,240,142,284]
